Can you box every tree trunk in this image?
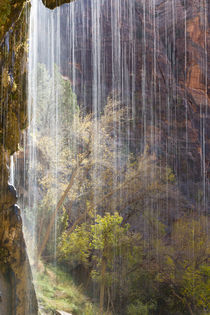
[100,256,106,314]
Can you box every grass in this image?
[35,263,99,315]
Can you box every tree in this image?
[59,212,142,314]
[153,216,210,314]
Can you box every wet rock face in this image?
[0,1,38,314]
[0,0,26,42]
[0,270,12,315]
[154,0,209,205]
[0,197,38,315]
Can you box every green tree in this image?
[153,216,210,314]
[59,212,142,314]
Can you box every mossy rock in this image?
[0,0,11,28]
[0,247,10,265]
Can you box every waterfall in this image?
[12,0,209,313]
[9,156,15,186]
[22,0,138,260]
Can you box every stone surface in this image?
[0,201,38,315]
[0,1,38,314]
[0,270,12,315]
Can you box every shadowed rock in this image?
[42,0,74,10]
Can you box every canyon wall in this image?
[56,0,209,211]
